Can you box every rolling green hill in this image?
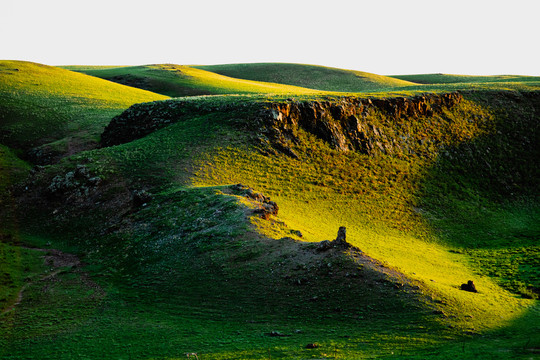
[65,64,323,97]
[194,62,418,92]
[1,62,539,359]
[0,60,168,163]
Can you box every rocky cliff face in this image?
[100,93,464,157]
[259,92,464,157]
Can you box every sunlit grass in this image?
[193,145,530,334]
[66,64,324,97]
[0,60,168,149]
[71,62,540,97]
[181,94,537,336]
[194,62,417,92]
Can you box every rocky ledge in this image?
[259,92,463,157]
[100,93,464,158]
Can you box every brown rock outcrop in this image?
[260,92,463,157]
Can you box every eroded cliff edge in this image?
[101,92,463,157]
[259,92,463,158]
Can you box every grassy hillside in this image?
[194,62,417,92]
[66,64,322,97]
[1,62,539,358]
[2,90,539,358]
[0,61,168,163]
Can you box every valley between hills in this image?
[1,60,539,359]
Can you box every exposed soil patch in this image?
[2,246,105,314]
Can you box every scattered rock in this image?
[231,183,248,192]
[460,280,478,293]
[26,145,61,165]
[246,188,265,201]
[46,164,101,201]
[290,230,303,238]
[317,240,333,252]
[236,185,279,220]
[132,190,153,208]
[265,331,289,337]
[253,201,278,220]
[305,343,320,349]
[317,226,356,252]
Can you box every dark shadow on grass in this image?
[416,91,540,297]
[417,91,539,248]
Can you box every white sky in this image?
[2,0,539,75]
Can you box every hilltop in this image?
[65,64,322,97]
[193,62,417,92]
[0,61,539,359]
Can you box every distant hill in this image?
[194,62,417,92]
[390,73,540,84]
[65,64,322,97]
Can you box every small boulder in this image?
[265,331,289,337]
[246,188,265,201]
[317,240,332,252]
[132,190,152,208]
[264,201,279,215]
[291,230,303,238]
[460,280,478,293]
[305,343,320,349]
[231,183,248,192]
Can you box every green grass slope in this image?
[194,62,418,92]
[66,64,322,97]
[1,97,438,358]
[0,60,168,162]
[2,89,538,359]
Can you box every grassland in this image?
[65,64,322,97]
[0,61,539,359]
[69,62,540,98]
[0,60,167,163]
[193,63,417,92]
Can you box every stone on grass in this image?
[460,280,478,293]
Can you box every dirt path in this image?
[2,247,101,315]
